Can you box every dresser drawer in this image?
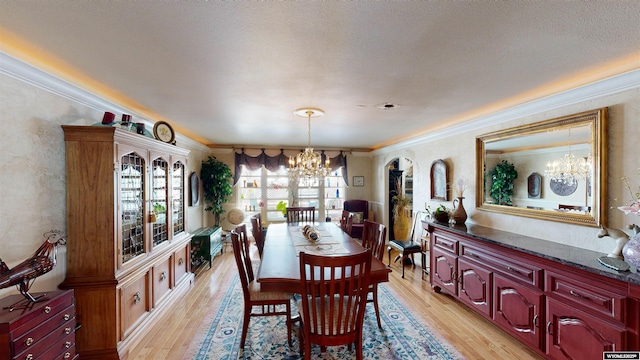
[120,271,150,338]
[9,292,74,340]
[153,257,172,306]
[460,243,543,288]
[13,322,75,360]
[12,305,74,356]
[546,270,627,322]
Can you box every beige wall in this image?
[372,85,640,254]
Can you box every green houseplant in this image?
[489,160,518,205]
[201,156,233,226]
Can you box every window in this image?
[236,166,346,224]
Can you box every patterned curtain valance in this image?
[233,149,348,186]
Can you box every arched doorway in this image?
[387,157,413,240]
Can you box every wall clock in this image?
[550,179,578,196]
[153,121,175,143]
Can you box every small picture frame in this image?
[353,176,364,187]
[189,172,200,206]
[430,159,449,201]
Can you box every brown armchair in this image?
[343,200,369,239]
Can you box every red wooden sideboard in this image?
[425,221,640,360]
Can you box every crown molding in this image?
[373,69,640,156]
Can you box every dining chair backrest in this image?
[250,214,264,258]
[231,227,254,298]
[339,210,354,235]
[361,220,386,261]
[286,206,315,223]
[298,250,372,351]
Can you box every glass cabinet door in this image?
[151,157,169,246]
[172,161,185,236]
[120,152,146,263]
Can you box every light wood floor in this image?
[127,243,545,359]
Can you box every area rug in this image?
[184,276,465,359]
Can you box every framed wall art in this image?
[430,159,449,201]
[353,176,364,187]
[189,172,200,206]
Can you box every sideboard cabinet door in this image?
[546,298,627,360]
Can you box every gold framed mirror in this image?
[475,108,607,227]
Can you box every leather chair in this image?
[343,200,369,239]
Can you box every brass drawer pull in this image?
[507,266,522,275]
[63,313,71,321]
[570,290,588,299]
[160,271,167,281]
[133,292,141,304]
[65,341,72,348]
[64,352,71,359]
[44,306,51,314]
[65,327,72,334]
[25,337,34,346]
[26,354,33,360]
[178,257,184,265]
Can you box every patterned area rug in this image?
[184,276,465,359]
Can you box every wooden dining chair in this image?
[339,210,353,236]
[231,227,294,348]
[297,250,372,360]
[286,206,315,223]
[361,220,387,328]
[250,214,264,258]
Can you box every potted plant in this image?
[201,156,233,226]
[433,204,450,223]
[276,200,287,217]
[489,160,518,205]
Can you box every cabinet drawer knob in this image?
[178,257,184,265]
[44,306,51,314]
[64,352,71,359]
[65,327,72,334]
[533,314,539,328]
[26,354,33,360]
[133,292,141,304]
[160,271,167,281]
[546,321,553,335]
[63,313,71,321]
[65,341,72,348]
[25,337,34,346]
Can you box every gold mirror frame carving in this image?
[475,108,607,227]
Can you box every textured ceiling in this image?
[1,1,638,150]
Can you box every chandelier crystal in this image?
[288,108,330,185]
[544,128,592,186]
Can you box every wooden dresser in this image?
[60,126,194,360]
[425,221,640,360]
[0,290,77,360]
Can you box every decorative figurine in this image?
[597,226,630,260]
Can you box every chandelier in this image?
[288,108,330,184]
[544,129,592,186]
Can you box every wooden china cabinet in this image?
[60,126,194,360]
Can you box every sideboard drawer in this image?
[546,270,627,322]
[12,304,74,356]
[460,243,543,288]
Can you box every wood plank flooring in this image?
[127,242,544,359]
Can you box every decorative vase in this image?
[451,197,468,224]
[393,208,411,240]
[622,232,640,268]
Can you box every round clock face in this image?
[550,179,578,196]
[153,121,175,143]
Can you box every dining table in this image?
[256,222,392,293]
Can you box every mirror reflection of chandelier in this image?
[288,108,330,184]
[544,128,592,186]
